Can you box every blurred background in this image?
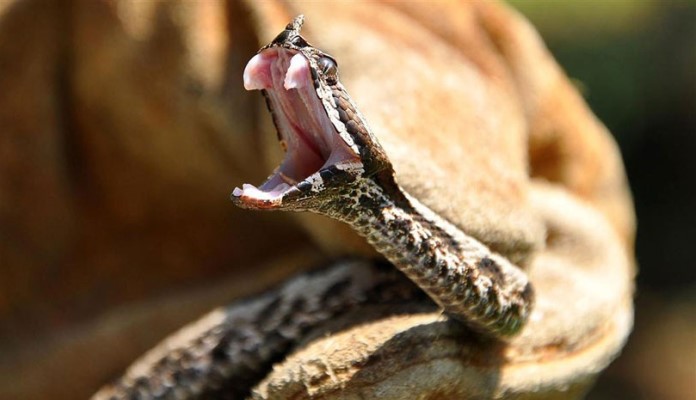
[510,1,695,398]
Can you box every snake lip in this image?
[232,48,360,210]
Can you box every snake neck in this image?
[314,174,532,336]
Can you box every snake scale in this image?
[94,16,534,399]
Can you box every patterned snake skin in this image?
[93,260,428,399]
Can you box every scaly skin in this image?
[92,260,427,399]
[319,182,532,336]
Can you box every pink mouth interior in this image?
[233,48,356,202]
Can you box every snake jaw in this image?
[232,47,362,211]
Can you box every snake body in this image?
[95,16,534,399]
[94,260,428,399]
[233,16,533,336]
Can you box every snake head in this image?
[232,16,398,212]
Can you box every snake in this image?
[232,15,533,337]
[94,15,534,399]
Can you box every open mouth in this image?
[232,48,359,208]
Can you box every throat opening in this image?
[233,47,359,205]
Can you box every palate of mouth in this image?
[232,48,358,206]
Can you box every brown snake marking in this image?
[94,16,534,399]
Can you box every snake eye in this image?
[318,56,338,84]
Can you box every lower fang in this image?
[279,172,299,185]
[284,53,309,90]
[233,182,291,201]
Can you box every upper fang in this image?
[243,53,274,90]
[284,53,309,90]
